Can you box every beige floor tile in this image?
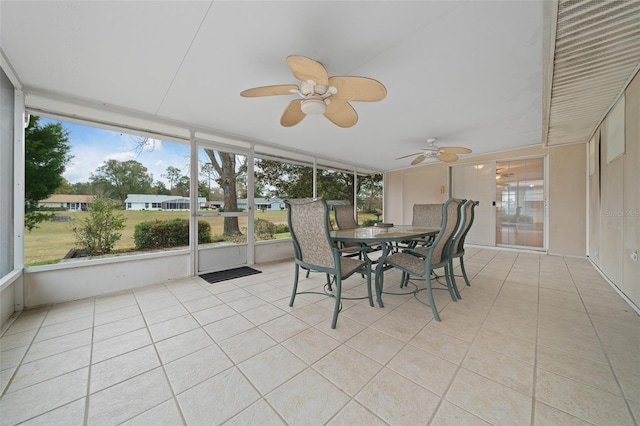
[0,368,88,425]
[474,328,535,364]
[165,344,233,394]
[326,400,386,426]
[314,314,367,343]
[409,326,471,365]
[616,369,640,403]
[447,368,532,424]
[241,303,287,326]
[8,345,90,393]
[173,287,215,304]
[605,344,640,375]
[313,345,382,397]
[93,314,146,342]
[538,316,598,342]
[537,345,621,396]
[388,344,458,396]
[290,303,334,326]
[19,398,86,426]
[535,368,634,425]
[88,367,173,425]
[94,291,136,313]
[90,345,160,394]
[203,313,256,342]
[33,316,93,342]
[142,304,189,326]
[538,303,591,326]
[224,399,286,426]
[177,367,261,425]
[93,304,140,327]
[92,328,151,364]
[181,294,223,312]
[538,332,608,364]
[1,311,46,336]
[282,327,341,364]
[119,399,184,426]
[153,327,213,364]
[218,328,277,364]
[191,303,237,326]
[0,345,29,371]
[23,328,92,363]
[346,327,405,364]
[356,367,440,424]
[533,401,593,425]
[267,368,350,425]
[238,345,306,395]
[258,313,310,343]
[483,311,537,342]
[425,313,482,343]
[148,314,199,342]
[463,344,534,395]
[430,400,491,426]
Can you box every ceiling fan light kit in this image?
[240,55,386,127]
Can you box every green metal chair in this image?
[286,198,373,329]
[382,198,462,321]
[450,199,479,287]
[333,204,382,256]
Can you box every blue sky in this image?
[41,117,191,186]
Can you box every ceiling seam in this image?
[153,1,215,119]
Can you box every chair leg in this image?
[290,264,300,307]
[305,269,310,278]
[425,270,441,321]
[331,276,342,329]
[326,274,333,291]
[400,271,407,288]
[459,256,471,286]
[445,262,460,301]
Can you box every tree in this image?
[204,150,245,236]
[162,166,182,192]
[56,177,73,194]
[25,116,72,231]
[151,181,171,195]
[200,163,216,198]
[174,176,190,197]
[255,160,382,205]
[89,159,154,206]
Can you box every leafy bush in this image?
[361,219,378,227]
[134,219,211,250]
[275,223,289,233]
[72,198,126,255]
[254,218,277,240]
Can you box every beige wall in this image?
[589,71,640,307]
[548,143,587,256]
[385,143,588,256]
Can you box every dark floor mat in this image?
[199,266,262,284]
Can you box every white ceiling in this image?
[1,1,544,172]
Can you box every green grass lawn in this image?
[24,209,378,266]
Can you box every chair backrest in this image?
[454,200,479,253]
[285,198,336,269]
[428,198,463,265]
[412,204,442,227]
[334,205,358,229]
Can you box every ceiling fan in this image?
[240,55,386,128]
[396,138,472,165]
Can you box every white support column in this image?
[189,132,198,276]
[246,146,255,265]
[14,88,25,311]
[353,167,358,219]
[313,159,317,197]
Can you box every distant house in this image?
[237,198,285,211]
[125,194,207,211]
[39,194,94,211]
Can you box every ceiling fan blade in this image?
[438,152,459,162]
[240,85,298,97]
[287,55,329,85]
[395,152,423,160]
[324,101,358,128]
[411,155,426,165]
[440,146,472,154]
[280,100,306,127]
[328,76,387,102]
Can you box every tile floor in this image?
[1,248,639,425]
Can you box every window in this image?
[24,118,191,265]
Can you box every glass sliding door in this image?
[495,157,545,249]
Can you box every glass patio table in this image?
[330,225,439,308]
